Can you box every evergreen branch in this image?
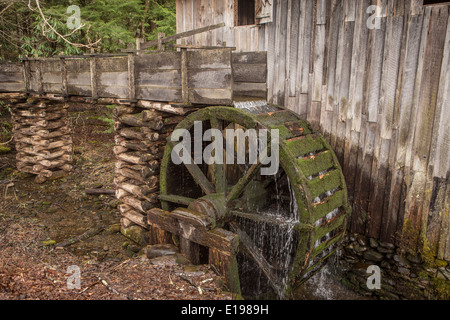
[30,0,101,49]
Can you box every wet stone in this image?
[393,255,410,267]
[357,236,368,247]
[363,249,384,262]
[397,266,410,276]
[377,246,394,254]
[354,244,368,254]
[369,238,378,248]
[406,253,422,264]
[378,241,395,250]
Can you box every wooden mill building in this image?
[175,0,450,261]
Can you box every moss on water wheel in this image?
[159,104,350,298]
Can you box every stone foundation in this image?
[337,233,450,300]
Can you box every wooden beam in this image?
[140,22,225,49]
[181,48,189,104]
[173,44,237,50]
[147,208,239,253]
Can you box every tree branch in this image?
[31,0,101,49]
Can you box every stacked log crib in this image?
[12,98,73,183]
[113,102,185,237]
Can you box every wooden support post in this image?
[60,57,68,97]
[158,32,166,51]
[36,60,43,95]
[90,56,97,99]
[127,53,136,102]
[149,224,173,244]
[23,59,31,94]
[181,48,189,104]
[180,236,201,264]
[209,248,241,296]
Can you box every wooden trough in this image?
[0,49,267,106]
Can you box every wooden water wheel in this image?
[149,104,350,298]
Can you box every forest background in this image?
[0,0,176,60]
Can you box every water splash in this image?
[307,265,336,300]
[233,100,280,114]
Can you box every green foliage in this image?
[0,0,177,60]
[146,0,177,42]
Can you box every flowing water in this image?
[233,100,280,114]
[233,99,367,300]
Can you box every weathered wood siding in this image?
[176,0,450,260]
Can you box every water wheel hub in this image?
[188,194,227,227]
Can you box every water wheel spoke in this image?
[229,222,280,293]
[158,194,195,206]
[184,162,215,195]
[226,160,262,202]
[209,117,226,193]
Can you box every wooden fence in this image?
[176,0,450,260]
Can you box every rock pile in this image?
[338,233,450,300]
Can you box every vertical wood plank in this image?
[338,20,355,121]
[425,11,450,257]
[386,14,423,237]
[349,0,370,132]
[90,57,97,99]
[181,48,188,104]
[403,6,448,251]
[367,0,387,122]
[325,1,342,111]
[127,53,136,101]
[284,0,292,107]
[176,0,184,34]
[258,23,266,51]
[431,11,450,181]
[312,24,325,102]
[185,0,194,45]
[368,3,402,240]
[437,174,450,260]
[295,0,306,101]
[60,58,68,97]
[23,60,31,93]
[316,0,327,25]
[288,0,300,97]
[36,59,43,95]
[266,0,277,103]
[379,15,403,140]
[193,0,202,45]
[410,0,423,16]
[300,0,314,94]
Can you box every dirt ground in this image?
[0,103,232,300]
